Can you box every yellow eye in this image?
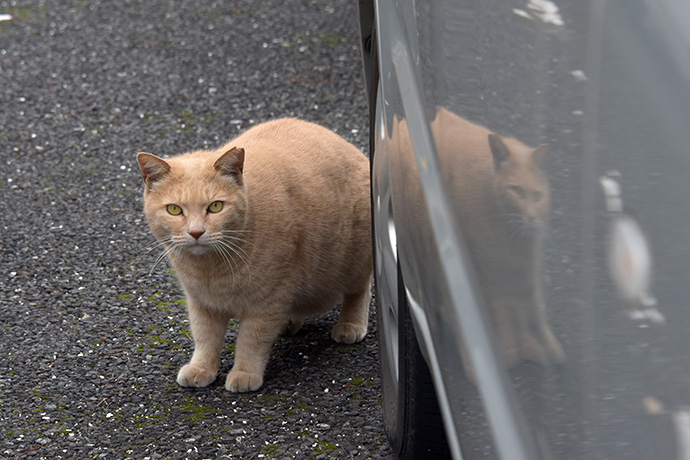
[166,204,182,215]
[208,201,224,213]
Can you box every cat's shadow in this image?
[213,311,367,392]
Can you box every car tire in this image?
[361,1,452,456]
[376,262,452,459]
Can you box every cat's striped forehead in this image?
[166,150,220,179]
[151,150,238,204]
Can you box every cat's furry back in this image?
[137,118,372,392]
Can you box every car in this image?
[357,1,690,459]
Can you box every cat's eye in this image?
[166,204,183,216]
[207,201,224,213]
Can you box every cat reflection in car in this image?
[395,108,565,378]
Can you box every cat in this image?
[393,108,564,377]
[136,118,373,393]
[431,108,565,371]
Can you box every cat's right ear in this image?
[137,153,171,190]
[213,147,245,184]
[532,144,549,166]
[488,134,510,171]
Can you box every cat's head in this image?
[489,134,550,235]
[136,146,248,256]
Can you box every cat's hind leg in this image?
[177,302,231,388]
[331,279,371,344]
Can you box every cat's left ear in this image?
[532,144,549,166]
[214,147,245,184]
[137,153,171,189]
[488,134,510,170]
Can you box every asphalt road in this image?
[0,1,392,459]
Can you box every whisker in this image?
[216,240,251,272]
[217,237,251,261]
[212,243,237,280]
[144,237,175,252]
[218,229,253,240]
[149,242,178,276]
[218,230,253,240]
[215,239,252,284]
[218,232,256,256]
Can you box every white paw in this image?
[225,369,263,393]
[177,364,216,387]
[331,322,367,344]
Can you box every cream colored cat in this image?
[430,108,565,370]
[136,118,372,393]
[392,109,564,378]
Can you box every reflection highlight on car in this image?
[358,0,690,459]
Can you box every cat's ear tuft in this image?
[214,147,245,183]
[532,144,549,165]
[488,134,510,170]
[137,153,171,189]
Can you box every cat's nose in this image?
[188,230,205,240]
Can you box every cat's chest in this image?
[175,264,253,314]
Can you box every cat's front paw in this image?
[177,364,217,388]
[331,322,367,344]
[225,369,263,393]
[546,338,566,364]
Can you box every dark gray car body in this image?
[360,1,690,459]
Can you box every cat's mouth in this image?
[524,215,543,228]
[505,215,545,238]
[183,240,211,255]
[521,216,548,234]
